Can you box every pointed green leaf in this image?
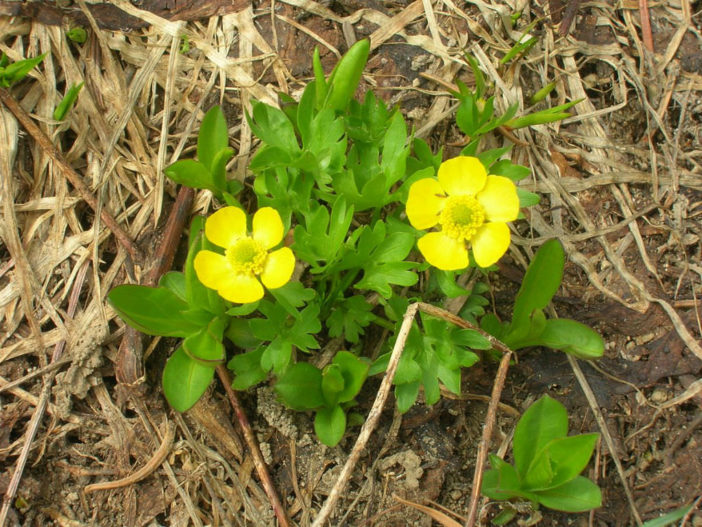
[53,82,84,121]
[229,346,267,390]
[197,106,229,171]
[507,239,564,343]
[513,395,568,478]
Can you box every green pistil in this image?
[439,195,485,240]
[226,237,266,275]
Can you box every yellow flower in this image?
[194,206,295,303]
[406,156,519,270]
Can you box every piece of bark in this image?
[0,0,250,31]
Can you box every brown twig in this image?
[84,422,175,493]
[115,186,194,385]
[0,87,142,261]
[464,349,513,527]
[311,302,420,527]
[638,0,654,52]
[312,301,515,526]
[215,364,292,527]
[417,302,514,356]
[567,355,643,525]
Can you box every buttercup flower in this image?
[406,156,519,270]
[194,206,295,303]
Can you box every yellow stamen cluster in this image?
[226,238,267,275]
[439,196,485,241]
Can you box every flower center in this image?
[226,237,267,275]
[439,195,485,240]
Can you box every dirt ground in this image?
[1,1,701,526]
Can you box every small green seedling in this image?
[53,82,84,121]
[164,106,240,200]
[482,395,602,513]
[640,504,694,527]
[0,53,46,88]
[482,239,604,359]
[66,28,88,44]
[274,351,369,446]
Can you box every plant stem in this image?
[215,365,291,527]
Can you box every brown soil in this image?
[1,1,701,526]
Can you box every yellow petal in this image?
[260,247,295,290]
[476,175,520,222]
[417,232,469,271]
[205,207,247,248]
[218,274,265,304]
[406,178,445,230]
[437,156,487,197]
[471,222,511,268]
[194,250,231,290]
[252,207,285,249]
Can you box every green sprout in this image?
[482,395,602,513]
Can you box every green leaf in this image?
[490,159,531,182]
[66,28,88,44]
[229,346,268,390]
[531,318,605,359]
[294,197,354,271]
[513,395,568,478]
[641,504,695,527]
[324,39,370,112]
[182,317,226,365]
[314,405,346,447]
[275,363,324,411]
[164,159,215,191]
[321,364,345,406]
[333,350,369,403]
[225,318,262,349]
[159,271,186,302]
[381,111,408,188]
[162,346,215,412]
[312,47,327,109]
[197,106,230,172]
[517,187,541,208]
[434,270,468,298]
[481,455,534,501]
[326,295,376,344]
[452,329,492,350]
[394,354,422,384]
[355,231,418,298]
[533,476,602,512]
[209,147,234,193]
[296,80,317,142]
[248,100,300,155]
[506,239,564,345]
[269,281,316,318]
[108,284,208,337]
[530,433,599,490]
[0,53,46,87]
[53,82,83,121]
[395,381,420,413]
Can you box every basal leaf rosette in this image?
[406,156,519,270]
[194,206,295,303]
